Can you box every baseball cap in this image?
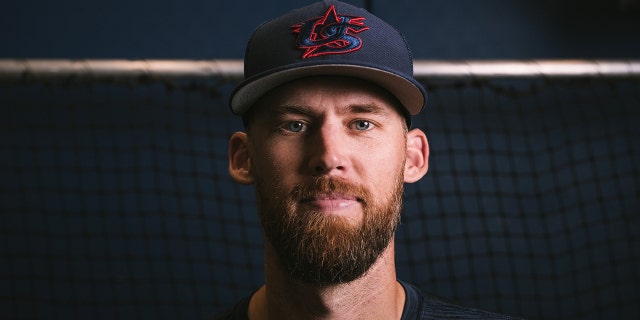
[229,0,427,119]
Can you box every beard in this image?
[255,173,404,286]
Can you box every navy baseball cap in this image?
[229,0,427,119]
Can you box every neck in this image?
[248,238,405,320]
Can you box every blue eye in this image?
[354,120,371,130]
[286,121,306,132]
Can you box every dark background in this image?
[1,0,639,59]
[1,1,639,320]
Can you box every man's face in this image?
[245,77,410,286]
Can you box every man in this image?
[217,1,521,319]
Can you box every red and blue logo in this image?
[292,5,369,59]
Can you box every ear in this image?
[228,132,254,185]
[404,128,429,183]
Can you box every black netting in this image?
[1,74,639,319]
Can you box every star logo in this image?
[292,5,369,59]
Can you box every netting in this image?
[1,61,639,320]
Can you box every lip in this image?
[300,193,362,212]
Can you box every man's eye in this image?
[353,120,372,131]
[285,121,306,132]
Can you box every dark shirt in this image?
[214,280,523,319]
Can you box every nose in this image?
[308,123,349,176]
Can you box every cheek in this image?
[357,139,406,184]
[251,143,301,184]
[367,135,406,166]
[367,153,405,180]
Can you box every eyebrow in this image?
[343,103,390,117]
[268,103,391,118]
[268,105,315,119]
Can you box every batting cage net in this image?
[1,60,639,320]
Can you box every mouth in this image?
[300,193,364,212]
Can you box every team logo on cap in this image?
[292,5,369,59]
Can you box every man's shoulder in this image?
[211,296,250,320]
[400,280,525,320]
[420,294,524,320]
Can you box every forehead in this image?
[247,76,407,121]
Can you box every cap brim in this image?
[230,64,426,116]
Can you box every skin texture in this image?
[228,76,430,320]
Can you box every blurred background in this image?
[1,1,639,319]
[1,0,639,59]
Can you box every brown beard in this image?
[255,174,404,286]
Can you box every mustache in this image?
[290,177,371,205]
